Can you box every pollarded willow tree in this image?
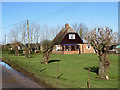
[85,27,117,80]
[41,40,54,64]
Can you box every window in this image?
[69,34,75,39]
[87,45,91,49]
[56,45,60,51]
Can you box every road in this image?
[2,65,44,88]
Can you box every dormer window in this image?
[69,34,75,39]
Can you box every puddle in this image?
[0,61,25,77]
[0,61,13,70]
[0,61,47,88]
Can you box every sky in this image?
[1,2,118,44]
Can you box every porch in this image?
[53,44,81,54]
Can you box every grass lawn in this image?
[2,51,118,88]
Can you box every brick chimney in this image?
[65,23,69,28]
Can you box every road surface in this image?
[2,65,44,88]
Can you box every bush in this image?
[39,50,42,54]
[9,50,24,54]
[9,50,15,54]
[2,49,9,54]
[19,50,24,54]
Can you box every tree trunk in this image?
[25,48,29,58]
[44,52,49,64]
[46,53,49,64]
[98,60,106,79]
[98,55,109,79]
[44,57,48,64]
[15,46,19,56]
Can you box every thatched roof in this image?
[53,23,78,44]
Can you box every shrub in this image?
[9,50,15,54]
[19,50,24,54]
[9,50,24,54]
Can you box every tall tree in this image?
[19,23,30,58]
[8,27,19,43]
[85,27,117,79]
[33,24,40,50]
[72,23,88,41]
[20,23,27,45]
[50,25,63,41]
[8,27,20,56]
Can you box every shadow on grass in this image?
[57,73,63,79]
[84,66,99,75]
[48,60,60,64]
[40,68,46,72]
[19,54,36,58]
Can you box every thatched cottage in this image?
[52,23,95,54]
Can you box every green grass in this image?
[2,51,118,88]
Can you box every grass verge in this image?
[2,51,118,88]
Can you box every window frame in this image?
[69,34,75,39]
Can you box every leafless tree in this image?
[20,23,27,45]
[29,25,34,43]
[85,26,118,80]
[8,21,42,57]
[19,23,30,58]
[8,27,19,43]
[55,25,61,36]
[8,26,20,56]
[20,22,41,57]
[50,26,55,40]
[72,23,88,41]
[49,25,63,41]
[33,24,40,50]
